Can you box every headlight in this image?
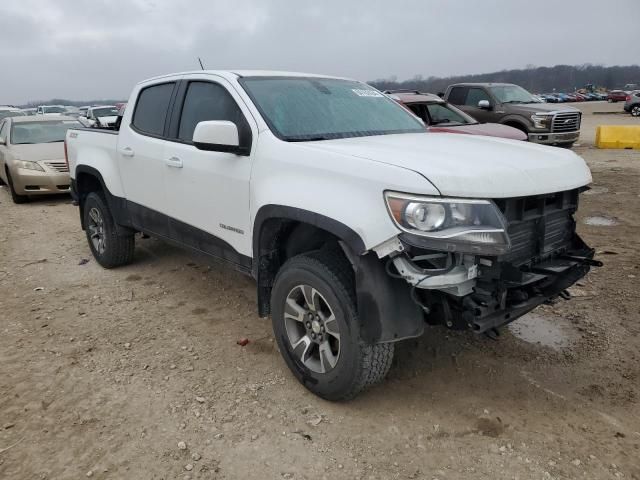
[385,192,510,254]
[531,113,552,130]
[14,160,44,172]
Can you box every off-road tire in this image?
[6,168,28,204]
[271,249,394,401]
[83,191,135,268]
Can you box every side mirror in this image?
[193,120,248,155]
[0,138,5,146]
[478,100,491,110]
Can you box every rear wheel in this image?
[6,168,28,204]
[83,192,135,268]
[631,105,640,117]
[271,250,394,401]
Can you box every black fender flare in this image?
[74,165,132,233]
[252,205,423,343]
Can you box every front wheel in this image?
[631,105,640,117]
[6,169,28,204]
[83,192,135,268]
[271,250,394,401]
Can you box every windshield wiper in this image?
[47,140,64,143]
[287,136,332,142]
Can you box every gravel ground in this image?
[1,106,639,479]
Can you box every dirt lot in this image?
[1,103,639,480]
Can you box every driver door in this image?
[162,77,256,260]
[460,87,498,123]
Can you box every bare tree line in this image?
[371,64,640,93]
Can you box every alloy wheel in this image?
[283,284,341,374]
[87,207,106,254]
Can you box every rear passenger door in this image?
[117,81,177,234]
[162,76,256,262]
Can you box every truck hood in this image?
[10,143,65,161]
[502,102,580,114]
[300,133,592,198]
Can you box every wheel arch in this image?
[252,205,424,343]
[500,116,530,133]
[74,165,132,233]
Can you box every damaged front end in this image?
[374,188,601,336]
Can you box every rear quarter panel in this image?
[66,129,124,197]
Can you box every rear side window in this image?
[132,83,175,136]
[447,87,468,105]
[177,81,250,145]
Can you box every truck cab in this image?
[66,71,598,400]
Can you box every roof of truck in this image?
[448,82,515,87]
[139,70,352,84]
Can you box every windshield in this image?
[92,107,119,117]
[426,103,475,125]
[489,85,539,104]
[43,106,66,113]
[240,77,425,141]
[0,110,26,120]
[11,120,82,144]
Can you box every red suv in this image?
[387,90,527,141]
[607,90,628,103]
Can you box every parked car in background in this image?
[36,105,67,115]
[386,90,526,141]
[63,106,81,118]
[0,115,81,203]
[21,108,37,116]
[539,94,559,103]
[624,91,640,117]
[81,105,120,128]
[0,107,27,120]
[607,90,627,103]
[66,70,596,400]
[444,83,581,147]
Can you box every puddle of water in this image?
[583,215,618,226]
[507,313,577,351]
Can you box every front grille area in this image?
[551,112,581,133]
[494,189,579,264]
[45,161,69,173]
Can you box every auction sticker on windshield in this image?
[352,89,384,97]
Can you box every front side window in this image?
[177,81,250,145]
[241,77,425,141]
[10,120,82,145]
[425,103,475,125]
[464,88,491,107]
[132,83,175,136]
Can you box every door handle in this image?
[165,157,183,168]
[120,147,135,157]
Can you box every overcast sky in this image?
[1,0,638,104]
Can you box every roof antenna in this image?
[198,57,205,70]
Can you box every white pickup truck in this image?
[65,70,600,400]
